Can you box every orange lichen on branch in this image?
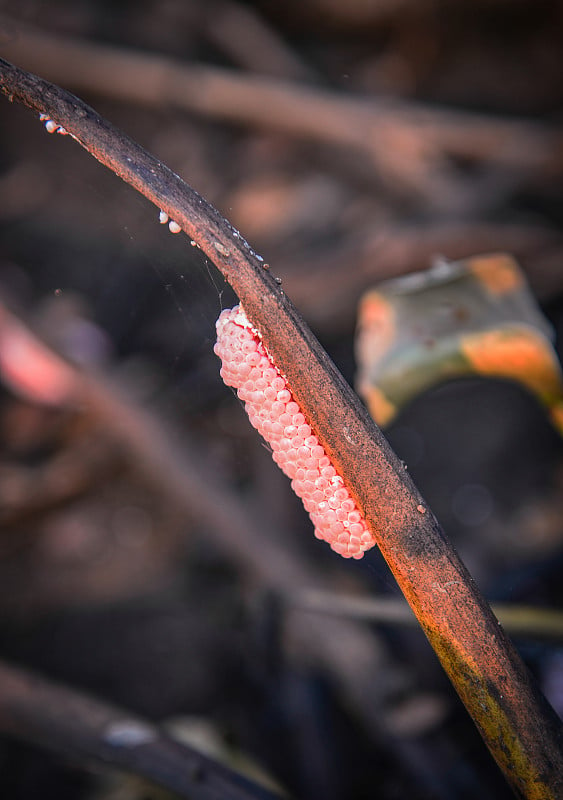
[214,305,375,559]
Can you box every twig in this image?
[1,59,562,799]
[0,15,560,201]
[0,659,283,800]
[292,591,563,641]
[201,0,317,82]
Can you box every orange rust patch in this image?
[470,254,522,296]
[362,384,397,427]
[461,328,563,401]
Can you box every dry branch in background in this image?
[1,58,562,799]
[200,0,318,81]
[0,659,283,800]
[0,14,561,209]
[292,591,563,642]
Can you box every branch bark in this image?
[1,59,562,799]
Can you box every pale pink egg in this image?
[214,305,375,559]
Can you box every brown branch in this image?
[0,659,283,800]
[0,15,560,202]
[200,0,317,82]
[292,591,563,642]
[1,59,562,799]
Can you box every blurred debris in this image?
[0,659,284,800]
[0,1,562,797]
[0,298,443,796]
[356,253,563,431]
[291,590,563,642]
[1,14,561,210]
[201,0,317,82]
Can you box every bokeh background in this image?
[0,2,562,798]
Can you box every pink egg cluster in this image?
[214,305,375,559]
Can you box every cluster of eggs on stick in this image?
[36,111,374,558]
[215,305,375,559]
